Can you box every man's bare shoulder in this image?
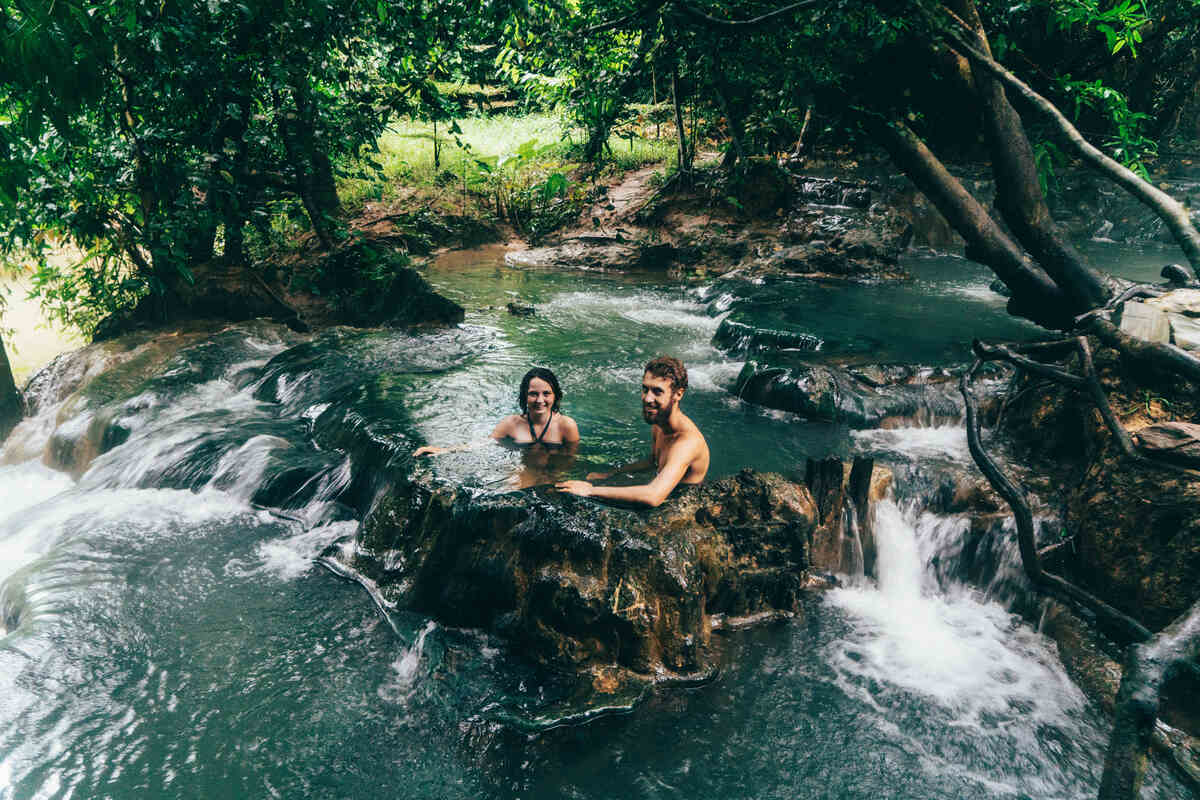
[679,413,708,447]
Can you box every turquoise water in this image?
[0,241,1191,798]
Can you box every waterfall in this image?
[823,498,1108,797]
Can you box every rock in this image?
[733,360,964,427]
[1162,263,1193,285]
[1143,288,1200,316]
[1171,314,1200,350]
[1132,422,1200,466]
[1118,300,1171,343]
[1040,602,1122,714]
[1139,289,1200,349]
[989,278,1013,297]
[506,302,536,317]
[323,245,465,328]
[754,201,911,280]
[732,160,792,217]
[332,469,846,686]
[505,237,644,271]
[711,318,822,356]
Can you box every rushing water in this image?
[0,243,1192,798]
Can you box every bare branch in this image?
[676,0,820,29]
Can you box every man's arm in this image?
[558,439,697,508]
[585,456,653,481]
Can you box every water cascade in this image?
[0,250,1190,798]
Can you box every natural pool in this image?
[0,241,1191,798]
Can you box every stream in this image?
[0,240,1192,798]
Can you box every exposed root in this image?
[1100,601,1200,799]
[961,334,1200,798]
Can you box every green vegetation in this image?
[0,0,1198,337]
[340,111,675,242]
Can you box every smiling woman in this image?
[413,366,580,457]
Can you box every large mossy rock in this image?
[289,243,465,329]
[333,470,820,680]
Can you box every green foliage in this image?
[1058,77,1158,176]
[0,0,498,326]
[1043,0,1151,55]
[1032,139,1069,194]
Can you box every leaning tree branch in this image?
[583,0,669,35]
[961,353,1155,643]
[940,25,1200,277]
[675,0,820,29]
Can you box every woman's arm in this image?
[415,416,518,457]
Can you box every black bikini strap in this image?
[526,411,554,444]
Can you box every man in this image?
[557,355,709,507]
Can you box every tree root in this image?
[1099,601,1200,799]
[962,335,1200,798]
[960,354,1152,643]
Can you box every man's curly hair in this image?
[644,355,688,392]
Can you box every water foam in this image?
[825,500,1100,795]
[852,425,971,463]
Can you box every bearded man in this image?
[556,355,709,507]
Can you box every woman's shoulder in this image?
[556,413,580,439]
[491,414,525,436]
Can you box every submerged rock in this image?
[733,360,965,427]
[712,317,823,356]
[331,470,830,685]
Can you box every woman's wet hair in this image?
[518,367,563,413]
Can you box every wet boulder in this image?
[712,317,823,356]
[736,193,912,281]
[331,470,825,682]
[733,360,964,427]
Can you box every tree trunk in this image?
[1099,601,1200,800]
[950,0,1110,314]
[711,49,747,169]
[583,30,654,164]
[282,82,341,249]
[944,19,1200,278]
[0,333,22,441]
[671,63,692,173]
[862,113,1070,328]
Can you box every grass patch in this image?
[341,111,677,211]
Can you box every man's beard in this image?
[643,396,675,425]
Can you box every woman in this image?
[414,367,580,456]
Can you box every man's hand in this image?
[556,480,594,497]
[414,446,449,457]
[585,471,610,481]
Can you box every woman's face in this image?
[525,377,556,415]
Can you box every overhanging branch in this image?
[676,0,820,29]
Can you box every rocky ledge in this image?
[326,464,875,712]
[504,163,912,281]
